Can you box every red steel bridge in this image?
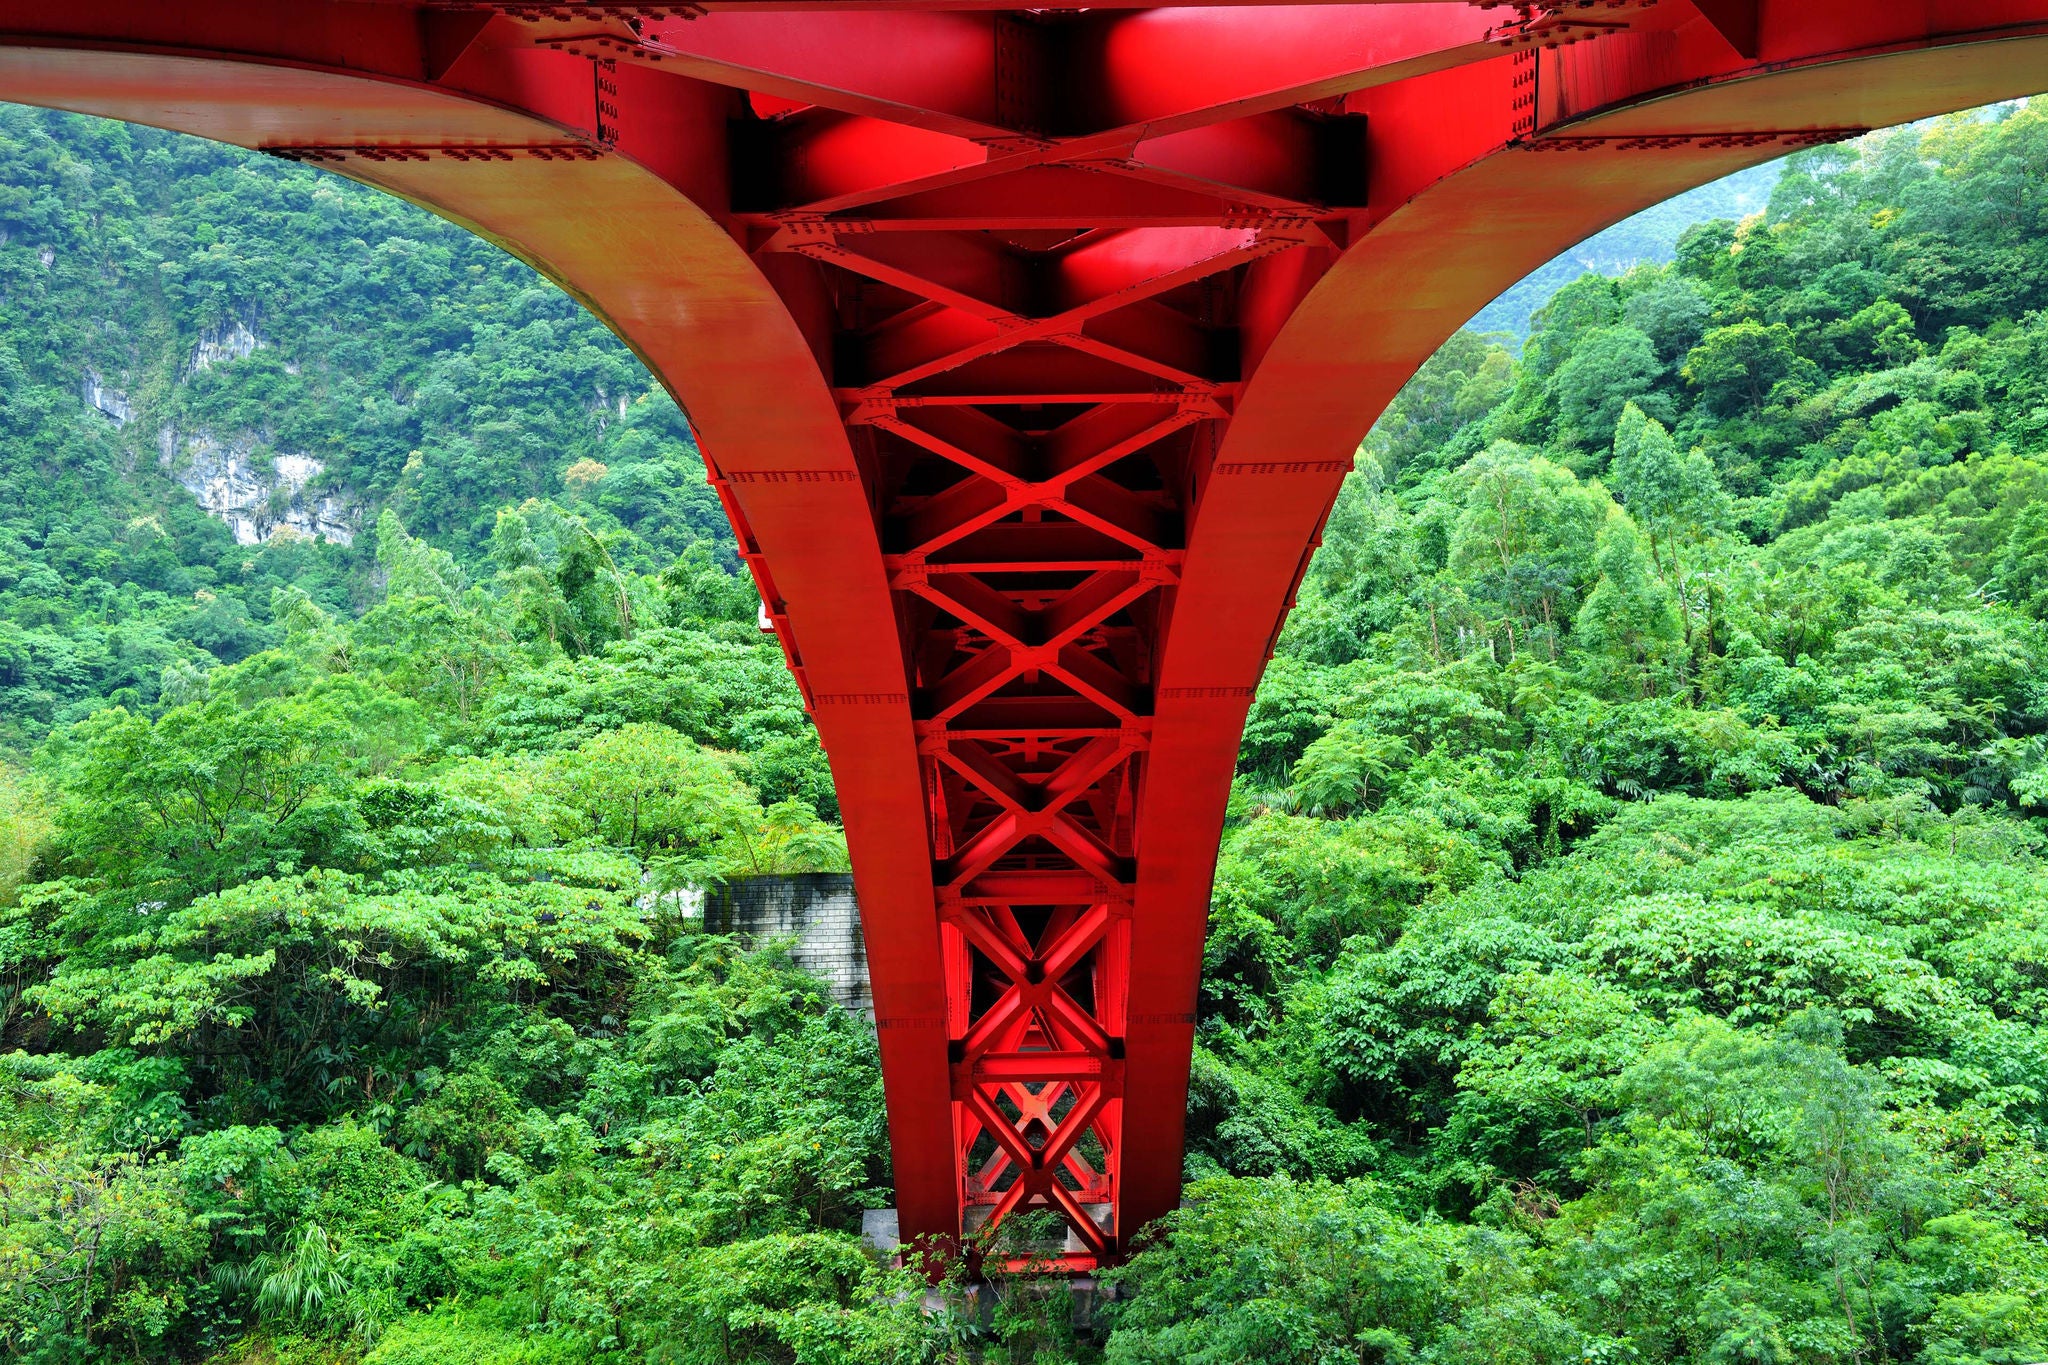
[9,0,2048,1267]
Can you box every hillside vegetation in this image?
[0,106,724,752]
[5,103,2048,1365]
[1469,162,1778,338]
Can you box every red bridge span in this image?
[11,0,2048,1266]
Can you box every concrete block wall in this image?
[704,874,872,1017]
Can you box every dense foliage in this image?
[6,100,2048,1365]
[0,106,725,752]
[1123,107,2048,1365]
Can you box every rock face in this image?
[81,369,132,426]
[190,320,263,373]
[81,320,357,546]
[158,428,358,546]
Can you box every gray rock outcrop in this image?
[190,320,263,373]
[81,369,132,426]
[157,427,357,545]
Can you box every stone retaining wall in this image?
[703,874,871,1017]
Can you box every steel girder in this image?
[7,0,2048,1268]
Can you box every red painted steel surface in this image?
[7,0,2048,1266]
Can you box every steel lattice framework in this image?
[8,0,2048,1268]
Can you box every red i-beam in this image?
[6,0,2048,1267]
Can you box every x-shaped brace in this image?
[962,1081,1113,1256]
[951,901,1115,1059]
[818,225,1305,391]
[916,572,1159,725]
[967,1078,1113,1201]
[937,737,1134,886]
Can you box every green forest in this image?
[6,95,2048,1365]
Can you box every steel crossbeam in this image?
[8,0,2048,1271]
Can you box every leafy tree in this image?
[1550,325,1671,450]
[1101,1177,1464,1365]
[1683,320,1807,416]
[1449,442,1610,657]
[1291,722,1413,816]
[1607,401,1728,589]
[1574,514,1686,692]
[1624,274,1713,361]
[47,691,363,902]
[1447,968,1652,1182]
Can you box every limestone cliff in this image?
[188,319,262,373]
[81,368,132,426]
[157,427,358,546]
[79,312,359,546]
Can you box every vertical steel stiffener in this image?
[5,0,2048,1268]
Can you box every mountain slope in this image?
[0,107,723,748]
[1469,163,1782,339]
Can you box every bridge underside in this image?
[8,0,2048,1266]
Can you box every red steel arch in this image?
[8,0,2048,1265]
